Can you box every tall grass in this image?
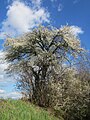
[0,99,59,120]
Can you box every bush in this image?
[48,68,90,120]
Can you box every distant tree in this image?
[5,25,84,106]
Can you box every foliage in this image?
[5,25,84,104]
[49,67,90,120]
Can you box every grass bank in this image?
[0,99,60,120]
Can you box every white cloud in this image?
[0,91,22,99]
[7,92,22,99]
[0,50,21,99]
[0,50,7,72]
[50,0,57,2]
[50,0,63,12]
[58,4,63,12]
[7,0,42,5]
[0,89,5,94]
[0,50,6,59]
[0,1,50,39]
[70,26,84,36]
[0,50,8,73]
[73,0,80,4]
[0,32,6,39]
[32,0,41,6]
[0,50,13,83]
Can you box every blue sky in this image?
[0,0,90,99]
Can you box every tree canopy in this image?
[5,25,84,101]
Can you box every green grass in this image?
[0,99,59,120]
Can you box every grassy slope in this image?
[0,99,59,120]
